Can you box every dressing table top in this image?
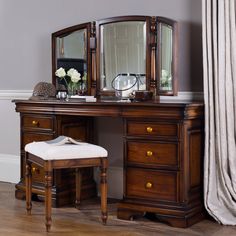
[13,99,204,119]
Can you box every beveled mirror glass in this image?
[100,21,146,94]
[157,18,178,96]
[159,24,172,91]
[96,16,151,97]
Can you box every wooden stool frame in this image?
[25,152,108,232]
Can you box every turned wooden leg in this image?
[45,164,52,232]
[75,168,82,209]
[25,153,32,215]
[100,158,108,224]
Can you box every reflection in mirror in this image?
[57,30,86,59]
[56,29,87,91]
[159,23,172,91]
[100,21,146,95]
[111,73,146,98]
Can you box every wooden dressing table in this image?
[14,14,204,228]
[14,98,204,227]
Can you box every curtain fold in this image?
[202,0,236,225]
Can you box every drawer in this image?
[22,132,54,147]
[126,168,178,202]
[127,141,178,168]
[126,121,178,138]
[22,115,54,131]
[31,164,44,184]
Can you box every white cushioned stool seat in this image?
[25,141,108,160]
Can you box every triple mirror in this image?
[52,16,178,98]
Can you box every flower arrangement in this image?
[55,67,87,95]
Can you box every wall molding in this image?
[160,91,204,101]
[0,90,204,101]
[0,90,32,100]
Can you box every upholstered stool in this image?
[24,136,108,232]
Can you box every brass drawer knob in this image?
[146,127,153,133]
[32,167,39,174]
[145,182,153,189]
[32,120,39,126]
[146,151,153,157]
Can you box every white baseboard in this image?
[0,154,20,183]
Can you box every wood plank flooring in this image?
[0,182,235,236]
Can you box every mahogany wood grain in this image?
[13,99,204,228]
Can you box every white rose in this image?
[55,67,66,78]
[71,71,81,83]
[67,68,76,78]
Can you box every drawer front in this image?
[127,141,178,167]
[22,132,54,147]
[31,164,44,184]
[127,121,178,138]
[22,115,54,131]
[126,168,178,202]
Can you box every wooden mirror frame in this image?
[51,16,178,98]
[95,15,152,97]
[51,22,92,95]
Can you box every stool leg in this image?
[45,167,52,232]
[75,168,82,209]
[100,158,108,224]
[25,154,32,215]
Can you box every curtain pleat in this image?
[202,0,236,225]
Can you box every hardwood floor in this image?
[0,182,235,236]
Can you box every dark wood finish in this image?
[119,114,204,228]
[25,151,108,232]
[16,113,96,207]
[126,121,179,137]
[127,141,178,168]
[13,99,204,228]
[51,16,178,98]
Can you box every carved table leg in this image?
[25,153,32,215]
[45,165,52,232]
[75,168,82,209]
[100,158,108,224]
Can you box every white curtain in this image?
[202,0,236,224]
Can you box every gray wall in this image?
[0,0,202,91]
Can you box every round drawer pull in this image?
[145,182,153,189]
[146,151,153,157]
[32,167,39,173]
[146,127,153,133]
[32,120,39,126]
